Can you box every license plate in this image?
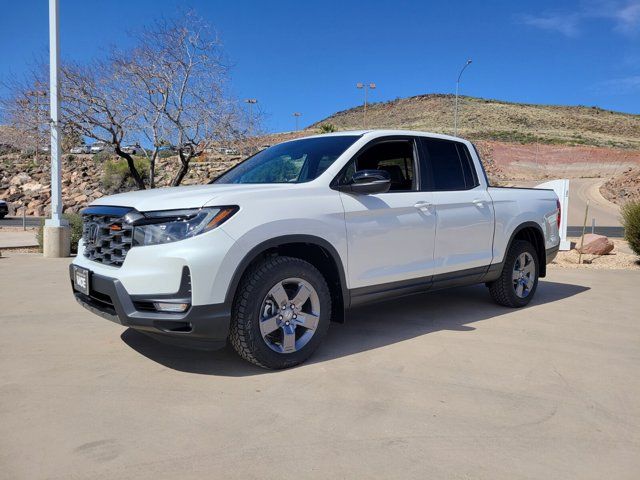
[73,266,90,295]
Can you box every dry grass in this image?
[311,94,640,149]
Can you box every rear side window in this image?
[420,138,478,191]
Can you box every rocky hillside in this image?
[312,94,640,150]
[0,154,239,216]
[601,167,640,205]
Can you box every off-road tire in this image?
[229,256,331,369]
[488,240,539,308]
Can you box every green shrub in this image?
[621,200,640,257]
[93,150,113,163]
[158,148,175,159]
[101,157,150,191]
[36,212,83,254]
[319,123,336,133]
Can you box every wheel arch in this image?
[505,221,547,277]
[225,235,349,323]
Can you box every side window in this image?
[420,138,477,191]
[456,143,479,188]
[342,140,416,191]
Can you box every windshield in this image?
[213,136,360,184]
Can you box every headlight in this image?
[129,206,238,246]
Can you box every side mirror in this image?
[340,169,391,194]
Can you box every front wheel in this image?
[488,240,539,307]
[229,256,331,369]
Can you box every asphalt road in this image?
[1,254,639,479]
[513,178,624,237]
[566,178,622,227]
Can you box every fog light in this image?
[153,302,190,313]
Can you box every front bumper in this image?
[70,265,231,350]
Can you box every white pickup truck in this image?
[71,130,561,369]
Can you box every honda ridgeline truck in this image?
[71,130,561,369]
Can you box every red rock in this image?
[576,234,614,255]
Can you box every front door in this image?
[337,137,436,289]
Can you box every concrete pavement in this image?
[0,230,38,248]
[1,254,639,479]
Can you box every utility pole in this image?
[454,59,472,136]
[356,82,376,129]
[244,98,258,136]
[43,0,70,257]
[292,112,301,131]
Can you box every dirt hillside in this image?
[311,94,640,150]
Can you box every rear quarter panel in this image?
[488,187,560,264]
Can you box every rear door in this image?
[418,137,494,279]
[337,137,436,289]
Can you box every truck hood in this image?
[91,183,290,212]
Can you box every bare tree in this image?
[113,49,170,188]
[61,61,146,189]
[0,73,49,158]
[128,13,242,186]
[2,11,249,190]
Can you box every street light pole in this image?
[356,82,376,129]
[292,112,301,131]
[43,0,70,257]
[244,98,257,136]
[454,59,472,136]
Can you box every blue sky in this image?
[1,0,639,132]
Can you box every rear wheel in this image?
[229,256,331,369]
[488,240,539,307]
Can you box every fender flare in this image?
[495,221,547,279]
[223,234,350,308]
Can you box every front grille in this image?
[82,213,133,267]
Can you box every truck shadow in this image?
[120,279,589,377]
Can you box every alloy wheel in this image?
[512,252,535,298]
[259,277,321,354]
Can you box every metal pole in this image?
[363,86,368,129]
[454,80,460,136]
[245,99,257,137]
[47,0,64,228]
[454,59,472,136]
[591,218,595,234]
[43,0,69,258]
[578,200,590,265]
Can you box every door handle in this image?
[414,201,433,212]
[472,199,486,207]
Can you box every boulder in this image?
[576,234,614,255]
[21,182,44,192]
[9,173,31,186]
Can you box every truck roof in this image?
[305,129,468,143]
